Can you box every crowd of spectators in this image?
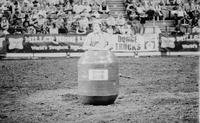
[0,0,142,35]
[124,0,200,32]
[0,0,124,35]
[1,0,200,35]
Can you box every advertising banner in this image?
[142,34,159,51]
[7,34,87,53]
[111,34,159,52]
[5,33,160,53]
[160,33,200,51]
[111,35,139,51]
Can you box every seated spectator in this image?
[12,10,22,22]
[55,14,64,29]
[124,0,133,9]
[49,23,58,34]
[37,12,46,27]
[129,10,138,21]
[56,14,68,33]
[33,12,46,34]
[13,17,24,34]
[106,14,116,27]
[155,3,164,21]
[41,21,50,34]
[116,14,126,26]
[131,20,141,34]
[0,16,9,34]
[136,3,146,34]
[73,1,85,14]
[32,0,39,9]
[126,2,137,20]
[172,6,187,26]
[91,10,100,18]
[136,3,146,17]
[192,19,200,33]
[3,0,14,19]
[82,1,92,13]
[76,15,89,34]
[63,1,73,12]
[21,0,32,14]
[120,23,132,35]
[106,25,114,34]
[145,1,155,20]
[90,2,99,12]
[98,1,110,14]
[13,1,22,14]
[113,25,121,34]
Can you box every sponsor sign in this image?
[7,34,87,53]
[160,33,200,51]
[5,33,160,53]
[111,34,159,52]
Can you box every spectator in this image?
[90,2,99,12]
[49,23,58,34]
[124,0,133,9]
[106,14,116,27]
[82,1,92,13]
[126,2,137,20]
[120,23,132,35]
[21,0,31,14]
[136,3,146,16]
[116,14,126,26]
[113,25,121,34]
[41,21,50,34]
[98,1,110,14]
[136,3,146,34]
[145,1,155,20]
[55,14,64,29]
[172,6,187,26]
[0,16,9,34]
[131,20,141,34]
[91,10,100,18]
[37,12,46,27]
[14,17,24,34]
[73,1,85,14]
[106,25,114,34]
[22,20,30,34]
[65,10,74,31]
[64,1,73,12]
[155,3,164,21]
[192,19,200,33]
[76,15,89,34]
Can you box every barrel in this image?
[0,37,7,59]
[78,50,119,105]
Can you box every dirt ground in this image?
[0,56,199,123]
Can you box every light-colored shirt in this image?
[192,26,200,33]
[83,32,111,50]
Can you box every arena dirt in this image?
[0,56,199,123]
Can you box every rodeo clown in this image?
[82,23,113,50]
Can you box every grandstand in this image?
[0,0,199,35]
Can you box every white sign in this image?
[89,69,108,81]
[9,38,23,50]
[110,34,159,52]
